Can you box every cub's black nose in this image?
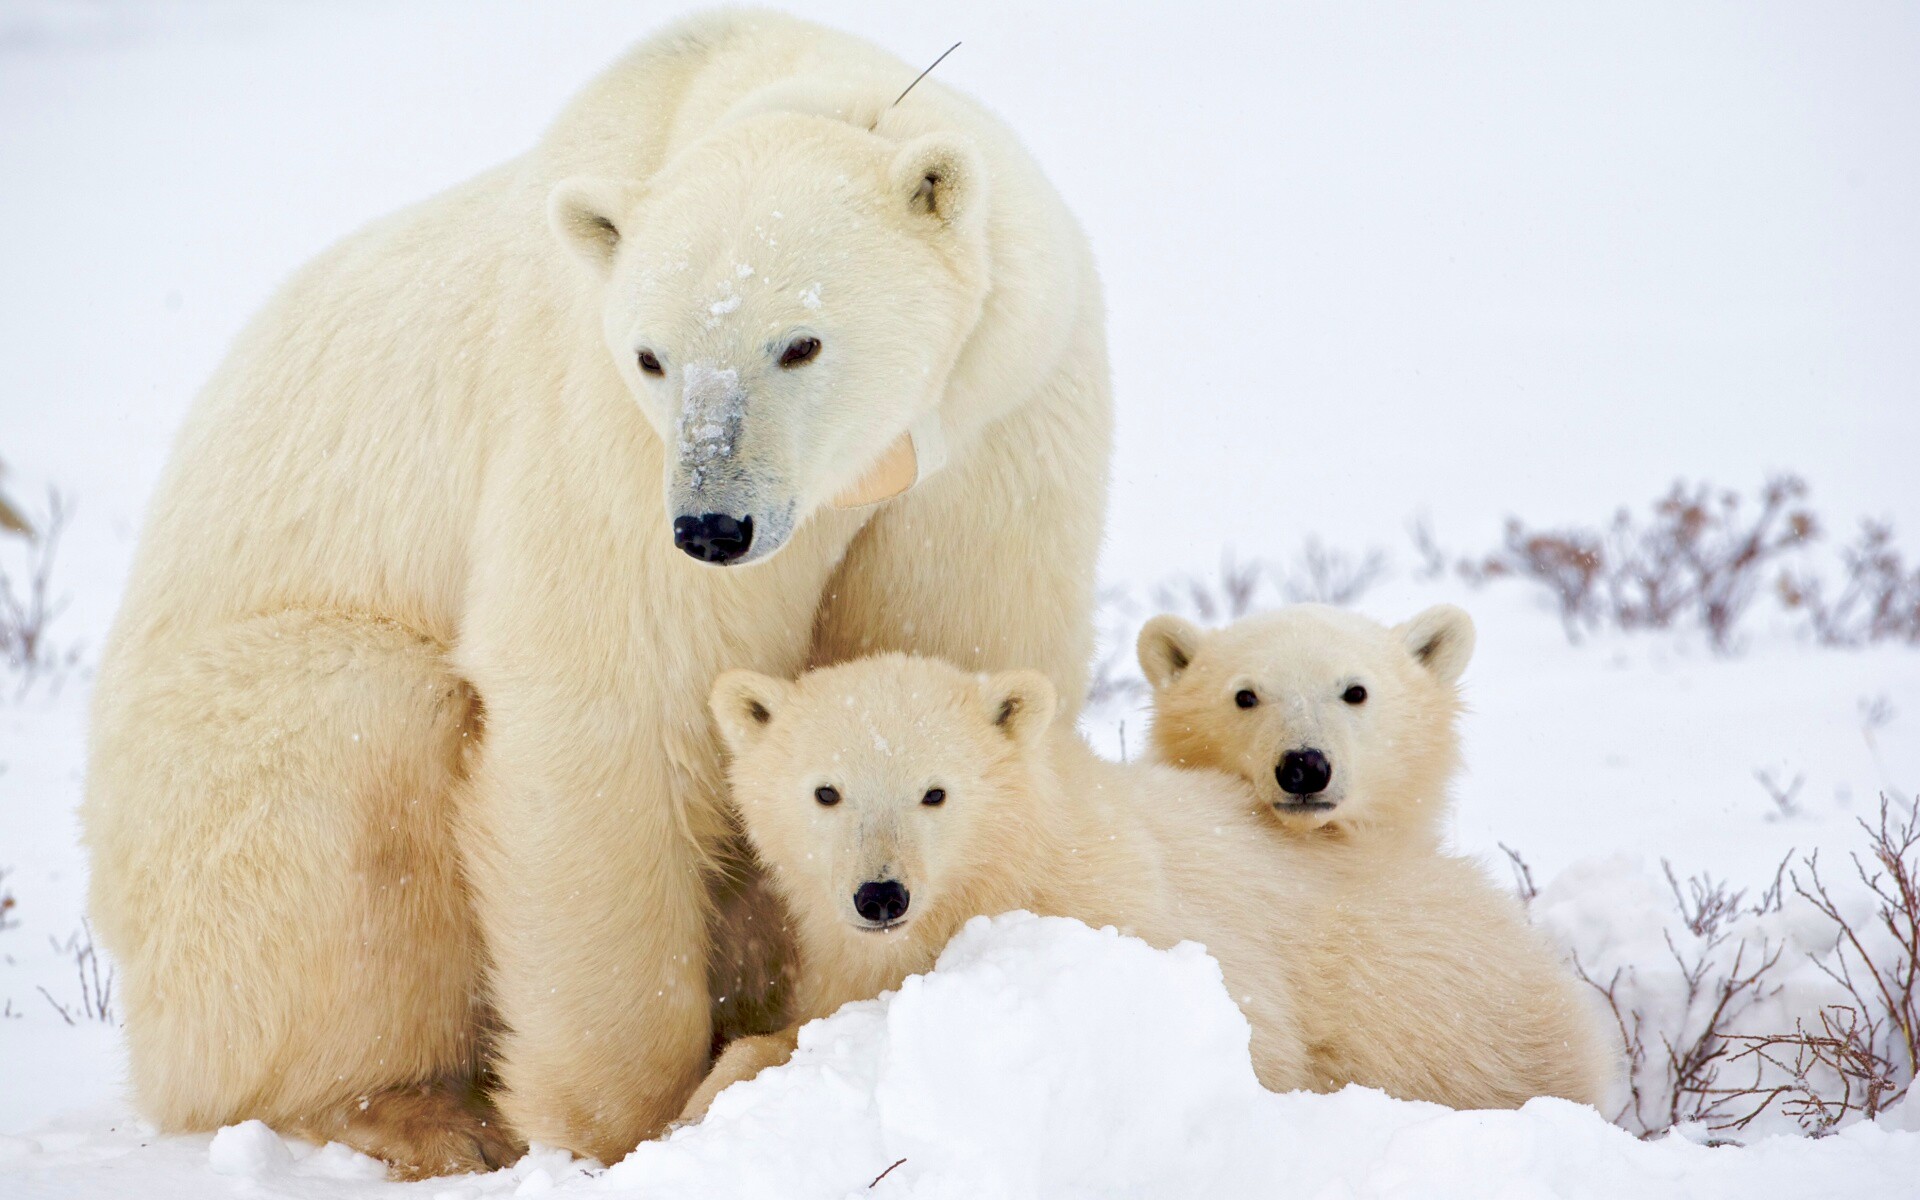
[1277,749,1333,796]
[853,880,911,925]
[673,512,754,564]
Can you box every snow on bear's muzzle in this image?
[667,363,949,566]
[668,363,795,566]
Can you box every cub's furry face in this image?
[550,113,991,566]
[1137,604,1474,842]
[708,655,1053,955]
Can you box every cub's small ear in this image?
[709,670,794,753]
[981,669,1056,749]
[890,133,987,235]
[1136,615,1204,692]
[1395,605,1477,685]
[548,176,642,273]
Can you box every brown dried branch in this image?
[0,486,76,687]
[39,920,114,1026]
[1464,474,1819,651]
[1793,798,1920,1081]
[1709,1006,1900,1134]
[1499,843,1538,907]
[1780,521,1920,646]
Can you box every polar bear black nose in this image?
[853,880,910,924]
[1277,749,1332,796]
[673,513,754,564]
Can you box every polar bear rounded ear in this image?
[710,670,794,753]
[1395,605,1477,685]
[981,669,1056,749]
[548,176,643,274]
[890,133,987,236]
[1137,615,1204,692]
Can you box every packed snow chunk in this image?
[611,912,1268,1199]
[878,913,1267,1194]
[300,1140,388,1181]
[208,1119,294,1176]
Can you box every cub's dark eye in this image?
[1343,685,1368,705]
[922,787,946,807]
[1234,689,1259,709]
[814,785,841,807]
[637,349,664,376]
[779,336,821,368]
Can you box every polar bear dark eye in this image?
[1343,685,1368,705]
[922,788,946,807]
[1234,689,1258,709]
[814,785,841,807]
[637,349,664,376]
[779,336,821,368]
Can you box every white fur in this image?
[1136,605,1620,1102]
[689,654,1618,1121]
[83,10,1110,1173]
[1139,603,1475,848]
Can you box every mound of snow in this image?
[606,912,1920,1199]
[206,1118,385,1183]
[615,912,1264,1198]
[208,1120,293,1177]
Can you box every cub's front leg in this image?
[676,1027,803,1125]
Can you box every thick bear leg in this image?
[456,692,716,1164]
[84,610,502,1176]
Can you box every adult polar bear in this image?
[83,10,1110,1177]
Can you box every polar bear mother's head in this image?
[550,113,991,566]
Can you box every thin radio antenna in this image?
[888,41,961,113]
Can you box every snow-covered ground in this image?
[3,2,1918,1196]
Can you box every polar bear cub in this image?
[684,652,1616,1121]
[1137,603,1476,849]
[1136,603,1619,1102]
[684,655,1312,1118]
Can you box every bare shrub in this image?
[1710,1006,1900,1134]
[1792,799,1920,1098]
[1567,858,1788,1136]
[38,920,115,1026]
[1149,549,1265,626]
[1407,516,1450,582]
[1499,843,1538,907]
[1779,520,1920,646]
[1465,475,1817,650]
[0,866,17,933]
[1555,801,1918,1139]
[1085,640,1148,709]
[1276,538,1387,606]
[0,460,28,537]
[1665,862,1756,937]
[1091,541,1389,709]
[1463,523,1603,638]
[1755,767,1806,822]
[1146,542,1389,630]
[1575,932,1784,1136]
[1,485,76,688]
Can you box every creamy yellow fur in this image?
[1139,603,1476,850]
[686,655,1310,1118]
[686,655,1616,1121]
[1138,604,1619,1103]
[83,10,1109,1172]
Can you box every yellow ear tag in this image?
[832,412,948,509]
